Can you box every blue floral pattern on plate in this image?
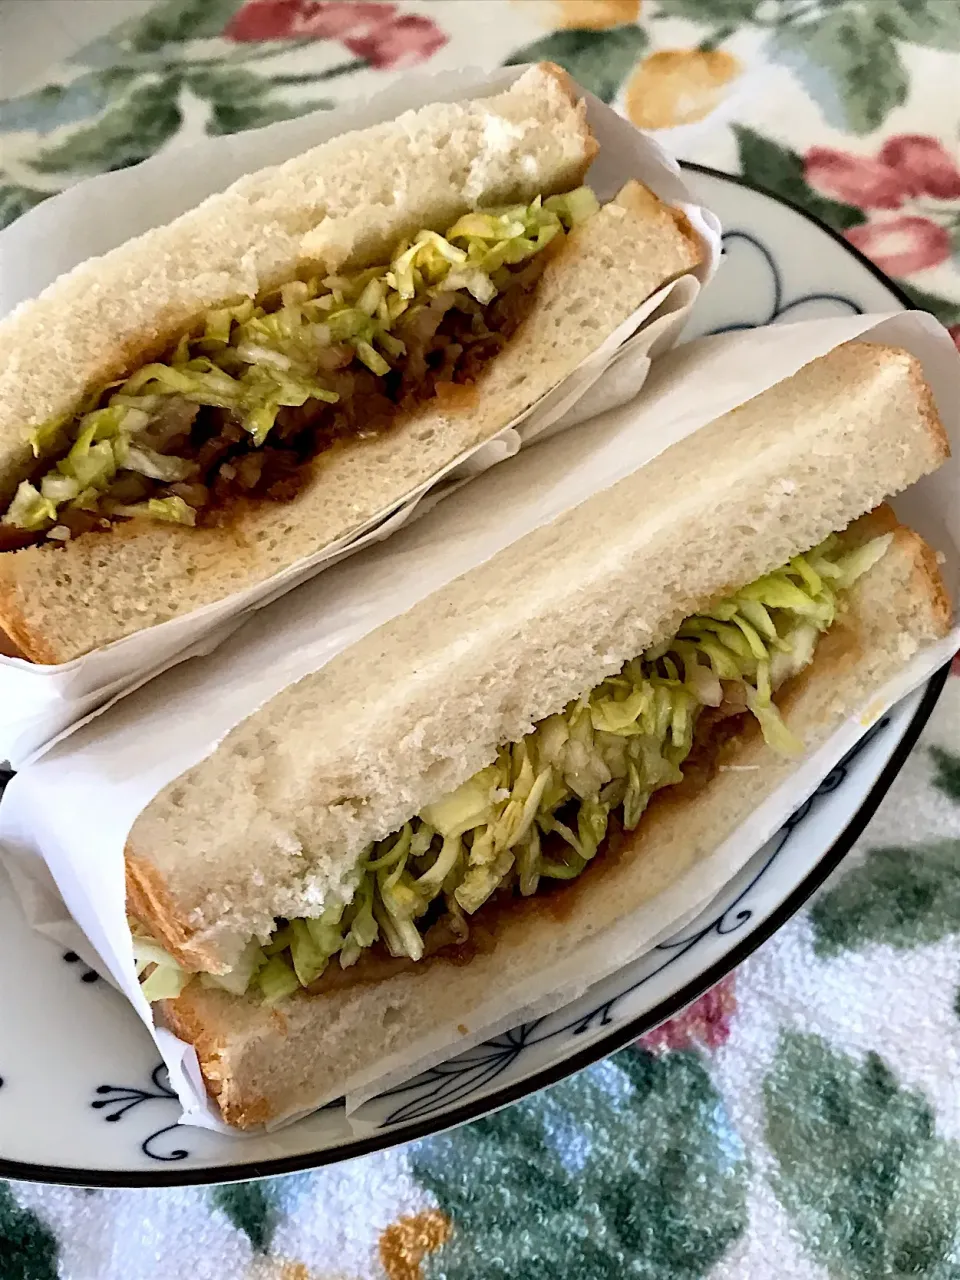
[711,229,862,330]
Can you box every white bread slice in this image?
[157,519,952,1128]
[0,180,701,663]
[0,64,593,500]
[125,341,950,974]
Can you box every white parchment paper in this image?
[0,64,720,768]
[1,311,957,1135]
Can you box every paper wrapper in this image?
[1,311,957,1136]
[0,65,720,769]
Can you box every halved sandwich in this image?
[125,341,951,1128]
[0,63,702,663]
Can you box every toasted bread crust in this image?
[0,623,26,660]
[906,344,952,468]
[904,528,952,634]
[0,601,58,664]
[126,852,227,975]
[615,177,699,259]
[538,61,599,162]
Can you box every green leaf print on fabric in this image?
[29,77,183,175]
[122,0,242,53]
[0,183,48,231]
[765,1033,960,1279]
[185,67,332,135]
[878,0,960,52]
[881,1140,960,1278]
[0,1183,58,1280]
[771,7,908,135]
[810,840,960,955]
[205,93,334,134]
[655,0,761,22]
[0,69,139,134]
[412,1047,747,1279]
[504,26,648,103]
[210,1180,276,1254]
[931,748,960,802]
[733,126,866,233]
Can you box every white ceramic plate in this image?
[0,164,949,1186]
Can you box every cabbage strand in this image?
[168,532,887,1001]
[4,189,598,535]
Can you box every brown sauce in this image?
[11,254,552,549]
[301,707,754,999]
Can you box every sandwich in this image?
[0,63,703,664]
[124,340,951,1128]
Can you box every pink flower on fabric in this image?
[638,974,737,1054]
[805,134,960,280]
[225,0,396,43]
[805,146,920,211]
[805,136,960,211]
[846,216,951,276]
[878,135,960,202]
[343,13,447,67]
[225,1,446,68]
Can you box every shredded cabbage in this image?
[40,474,81,505]
[257,955,301,1003]
[133,533,890,1005]
[201,938,266,997]
[6,187,598,534]
[27,415,70,460]
[109,496,197,525]
[132,936,189,1002]
[123,444,199,483]
[2,481,57,531]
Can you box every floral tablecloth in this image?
[1,2,960,1277]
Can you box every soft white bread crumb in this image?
[126,341,950,973]
[157,518,952,1127]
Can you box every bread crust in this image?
[0,179,702,663]
[905,343,952,467]
[126,852,226,975]
[153,522,951,1126]
[537,60,600,159]
[0,625,25,659]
